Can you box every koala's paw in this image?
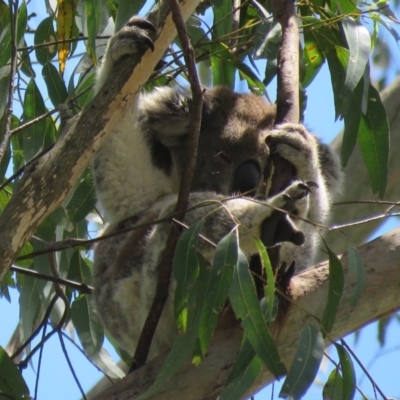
[108,17,156,63]
[260,181,312,247]
[266,123,320,181]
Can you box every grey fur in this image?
[92,17,343,359]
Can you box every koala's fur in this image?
[92,17,342,359]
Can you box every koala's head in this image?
[192,87,276,197]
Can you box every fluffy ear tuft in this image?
[138,87,192,146]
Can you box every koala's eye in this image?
[232,161,261,196]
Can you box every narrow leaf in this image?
[358,84,390,198]
[347,246,364,306]
[219,354,262,400]
[279,324,324,399]
[321,248,344,335]
[229,250,286,378]
[342,18,371,93]
[173,220,204,333]
[197,230,237,358]
[335,343,356,400]
[71,294,104,355]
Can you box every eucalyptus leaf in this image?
[279,324,324,399]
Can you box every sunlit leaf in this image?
[196,230,237,359]
[279,324,324,399]
[229,250,286,378]
[342,18,371,94]
[335,343,356,399]
[173,220,203,333]
[321,248,344,335]
[56,0,75,75]
[323,369,344,400]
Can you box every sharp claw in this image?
[127,17,157,35]
[298,182,312,192]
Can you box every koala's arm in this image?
[93,17,193,223]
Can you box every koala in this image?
[92,17,342,360]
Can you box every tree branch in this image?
[92,226,400,400]
[0,0,202,279]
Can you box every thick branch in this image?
[92,226,400,400]
[0,0,202,279]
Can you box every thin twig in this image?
[34,318,47,400]
[0,0,19,164]
[58,331,88,400]
[11,265,93,293]
[130,0,204,371]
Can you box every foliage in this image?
[0,0,398,398]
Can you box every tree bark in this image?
[0,0,202,279]
[91,227,400,400]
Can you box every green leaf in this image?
[341,18,371,94]
[229,250,286,378]
[0,2,11,69]
[279,324,324,399]
[85,0,101,63]
[115,0,146,31]
[323,369,344,400]
[173,220,204,333]
[336,0,359,14]
[66,168,96,222]
[341,73,364,167]
[0,65,10,121]
[347,246,364,306]
[0,347,30,399]
[254,237,275,324]
[21,79,48,160]
[335,343,356,400]
[211,43,235,88]
[358,84,390,198]
[71,294,104,355]
[196,230,237,358]
[42,62,69,107]
[321,248,344,335]
[219,354,262,400]
[34,16,57,65]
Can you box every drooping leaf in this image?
[219,353,262,400]
[56,0,75,75]
[341,18,371,94]
[35,16,57,65]
[42,62,69,107]
[0,346,30,399]
[196,230,237,359]
[229,250,286,378]
[321,248,344,335]
[71,294,104,355]
[0,2,11,69]
[115,0,146,31]
[173,220,204,333]
[347,246,364,306]
[279,324,324,399]
[358,84,390,198]
[323,369,344,400]
[254,237,275,324]
[0,65,10,120]
[21,79,48,160]
[65,168,96,222]
[84,0,101,64]
[335,343,356,400]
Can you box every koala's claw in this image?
[125,17,156,51]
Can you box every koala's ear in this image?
[139,87,192,147]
